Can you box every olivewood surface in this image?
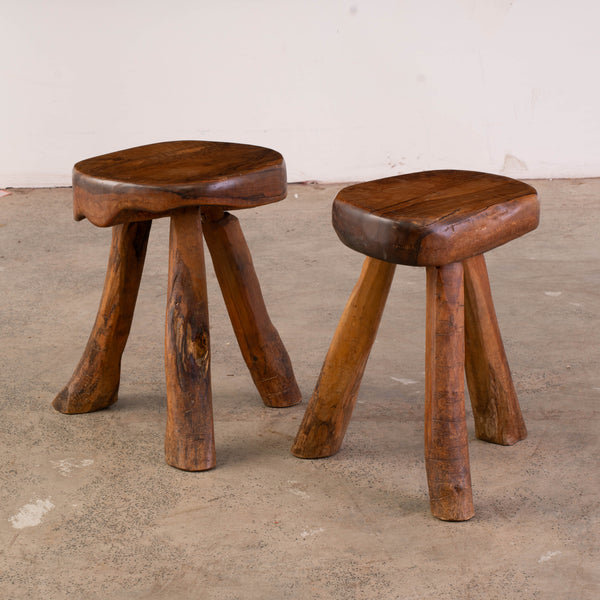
[332,170,539,266]
[291,257,396,458]
[425,262,474,521]
[202,209,301,408]
[73,141,287,227]
[53,220,151,414]
[464,254,527,445]
[165,208,215,471]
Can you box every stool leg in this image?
[202,210,301,408]
[53,220,151,414]
[292,257,396,458]
[425,263,474,521]
[463,254,527,445]
[165,208,215,471]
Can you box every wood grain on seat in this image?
[73,141,287,226]
[332,170,539,266]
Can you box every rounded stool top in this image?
[332,170,539,266]
[73,141,287,227]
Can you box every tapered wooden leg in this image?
[165,208,214,471]
[292,257,396,458]
[53,221,151,414]
[425,263,474,521]
[463,254,527,445]
[202,210,301,408]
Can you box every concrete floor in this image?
[0,179,598,599]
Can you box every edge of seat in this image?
[72,141,287,227]
[332,174,539,266]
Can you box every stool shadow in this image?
[111,393,166,413]
[215,430,294,468]
[102,395,434,518]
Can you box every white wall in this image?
[1,0,599,186]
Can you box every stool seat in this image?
[333,170,539,266]
[73,141,286,227]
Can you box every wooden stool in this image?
[292,170,539,520]
[53,141,301,471]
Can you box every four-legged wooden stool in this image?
[291,170,539,520]
[53,141,301,471]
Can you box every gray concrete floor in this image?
[0,180,598,599]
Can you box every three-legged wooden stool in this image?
[53,141,301,471]
[292,170,539,520]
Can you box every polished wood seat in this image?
[54,141,301,471]
[292,170,539,521]
[72,140,289,227]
